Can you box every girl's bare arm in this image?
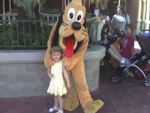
[62,64,70,88]
[47,67,53,77]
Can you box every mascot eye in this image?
[76,11,83,22]
[68,8,75,20]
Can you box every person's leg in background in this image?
[108,44,122,62]
[107,44,131,67]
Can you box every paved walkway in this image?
[0,64,150,113]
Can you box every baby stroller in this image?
[111,30,150,86]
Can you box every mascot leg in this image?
[63,71,79,111]
[72,59,104,113]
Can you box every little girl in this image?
[47,46,70,113]
[121,24,135,58]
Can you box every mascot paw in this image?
[84,100,104,113]
[63,98,79,111]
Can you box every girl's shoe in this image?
[56,109,64,113]
[120,58,131,67]
[49,106,58,112]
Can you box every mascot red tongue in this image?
[65,36,74,58]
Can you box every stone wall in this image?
[0,45,105,98]
[0,62,49,97]
[0,50,49,98]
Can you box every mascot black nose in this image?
[72,21,81,30]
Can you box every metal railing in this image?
[0,13,17,25]
[0,14,60,50]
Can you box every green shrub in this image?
[0,22,52,50]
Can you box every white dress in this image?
[47,61,67,96]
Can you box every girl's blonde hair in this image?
[50,46,63,55]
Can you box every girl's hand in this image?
[48,73,53,77]
[47,68,53,77]
[67,82,70,88]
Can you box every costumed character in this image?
[44,0,104,113]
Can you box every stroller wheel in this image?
[145,79,150,86]
[112,75,122,84]
[112,63,117,68]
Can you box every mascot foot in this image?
[63,98,79,111]
[84,100,104,113]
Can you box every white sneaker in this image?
[125,58,131,66]
[49,106,58,112]
[120,58,126,67]
[56,109,64,113]
[120,58,125,63]
[120,58,131,67]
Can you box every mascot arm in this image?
[44,22,58,69]
[63,36,89,70]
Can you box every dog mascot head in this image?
[50,0,87,59]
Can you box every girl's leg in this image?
[57,95,63,111]
[54,96,59,108]
[109,44,131,67]
[49,96,59,112]
[107,48,122,62]
[110,44,123,60]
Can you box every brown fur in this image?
[44,0,104,112]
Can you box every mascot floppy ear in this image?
[51,13,64,47]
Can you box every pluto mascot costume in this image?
[44,0,104,112]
